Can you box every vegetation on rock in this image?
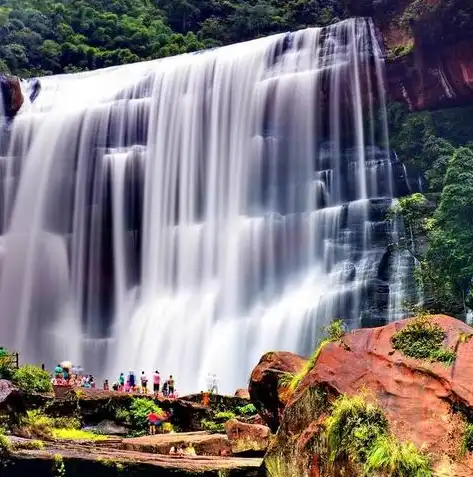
[326,394,432,476]
[391,314,456,365]
[51,428,107,441]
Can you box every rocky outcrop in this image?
[248,351,306,432]
[122,431,232,457]
[0,75,24,118]
[260,316,473,476]
[225,419,270,456]
[235,389,250,399]
[349,0,473,110]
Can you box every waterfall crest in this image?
[0,18,410,392]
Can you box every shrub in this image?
[21,410,54,438]
[13,365,52,393]
[0,432,11,455]
[325,394,389,463]
[115,408,131,425]
[325,319,346,341]
[201,419,224,433]
[0,350,15,381]
[391,315,456,365]
[214,411,236,422]
[162,422,175,433]
[364,435,432,477]
[52,417,81,430]
[129,398,164,432]
[236,403,257,416]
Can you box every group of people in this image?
[169,443,197,456]
[107,371,178,398]
[52,363,96,388]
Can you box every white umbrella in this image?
[60,361,72,369]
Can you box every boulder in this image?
[224,419,270,456]
[0,75,24,118]
[0,380,25,423]
[249,351,306,432]
[235,389,250,399]
[263,316,473,476]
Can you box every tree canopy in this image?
[0,0,346,77]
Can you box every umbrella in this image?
[60,361,72,369]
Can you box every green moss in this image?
[201,419,225,433]
[364,435,432,477]
[51,429,107,441]
[214,411,236,422]
[391,315,456,365]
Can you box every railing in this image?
[0,350,19,369]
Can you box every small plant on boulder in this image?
[13,365,52,393]
[391,315,456,365]
[129,398,164,434]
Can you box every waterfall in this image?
[0,18,410,393]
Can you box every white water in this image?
[0,18,408,393]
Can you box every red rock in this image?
[265,316,473,476]
[248,351,306,432]
[234,389,250,399]
[224,419,270,455]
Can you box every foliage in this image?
[52,416,81,430]
[53,454,66,477]
[162,422,175,434]
[51,428,107,441]
[364,435,432,477]
[0,0,346,77]
[214,411,236,422]
[13,364,52,393]
[114,407,131,425]
[0,432,11,455]
[391,315,456,365]
[325,393,388,463]
[20,409,54,438]
[129,398,164,432]
[461,423,473,456]
[280,319,346,394]
[0,349,15,380]
[201,418,224,433]
[236,403,257,416]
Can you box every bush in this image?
[129,398,164,432]
[13,365,52,393]
[201,419,224,433]
[115,408,131,425]
[391,315,456,365]
[364,435,432,477]
[52,417,81,430]
[21,410,54,439]
[162,422,175,433]
[13,439,45,450]
[51,429,107,441]
[0,432,11,455]
[236,403,257,416]
[0,352,15,381]
[214,411,236,422]
[325,394,389,463]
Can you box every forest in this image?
[0,0,345,77]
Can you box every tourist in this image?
[129,371,136,392]
[89,375,95,389]
[124,378,130,393]
[119,372,125,391]
[162,380,168,397]
[153,370,161,395]
[112,382,119,392]
[103,379,109,391]
[176,445,184,457]
[186,443,197,456]
[201,391,210,407]
[148,410,159,435]
[55,364,63,380]
[211,374,218,394]
[141,371,148,394]
[169,446,176,455]
[168,375,175,396]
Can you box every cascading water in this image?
[0,18,411,393]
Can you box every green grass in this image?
[391,315,456,365]
[325,393,388,463]
[52,428,107,441]
[364,435,432,477]
[461,423,473,455]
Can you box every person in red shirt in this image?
[148,411,159,435]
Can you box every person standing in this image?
[148,411,158,435]
[153,371,161,395]
[168,375,175,397]
[119,373,125,391]
[141,371,148,394]
[129,371,136,392]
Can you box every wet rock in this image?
[83,420,128,436]
[224,419,270,456]
[0,380,25,423]
[248,351,306,432]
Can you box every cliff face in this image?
[351,0,473,110]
